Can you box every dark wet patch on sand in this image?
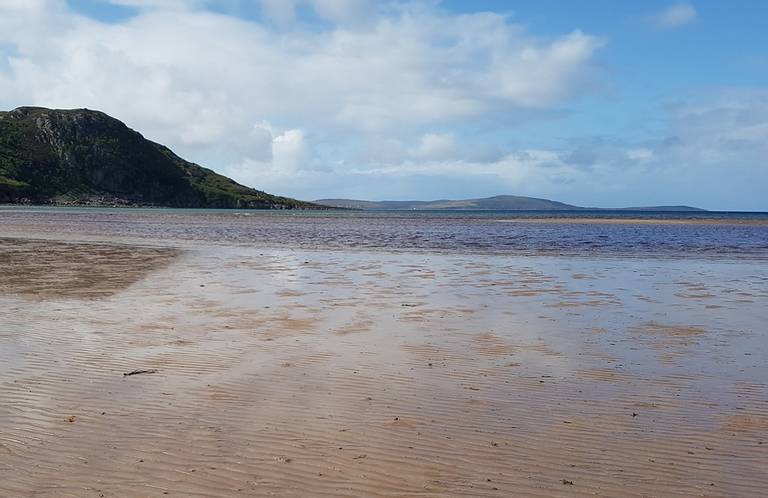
[0,238,180,300]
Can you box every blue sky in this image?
[2,1,767,209]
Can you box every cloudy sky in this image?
[1,0,767,209]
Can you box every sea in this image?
[1,206,767,259]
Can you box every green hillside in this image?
[0,107,321,209]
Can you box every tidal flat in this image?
[1,211,767,497]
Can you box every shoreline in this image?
[1,208,768,261]
[2,232,767,263]
[0,202,335,211]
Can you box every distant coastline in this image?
[313,195,706,212]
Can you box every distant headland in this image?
[314,196,705,212]
[0,107,322,209]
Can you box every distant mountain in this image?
[0,107,322,209]
[314,195,705,211]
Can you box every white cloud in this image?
[0,0,53,12]
[494,31,602,106]
[222,90,768,210]
[0,0,604,197]
[413,133,457,160]
[0,1,604,132]
[222,125,310,185]
[272,128,309,172]
[654,3,698,29]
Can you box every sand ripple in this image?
[0,240,766,497]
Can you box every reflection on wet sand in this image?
[0,238,179,299]
[0,239,766,497]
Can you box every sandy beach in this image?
[1,228,766,497]
[3,0,768,494]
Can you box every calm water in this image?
[1,206,768,258]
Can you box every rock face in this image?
[0,107,319,209]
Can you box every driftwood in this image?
[123,369,159,377]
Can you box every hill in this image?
[0,107,320,209]
[314,195,704,211]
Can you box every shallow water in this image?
[1,207,767,258]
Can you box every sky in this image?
[1,1,767,210]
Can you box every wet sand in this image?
[1,236,767,497]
